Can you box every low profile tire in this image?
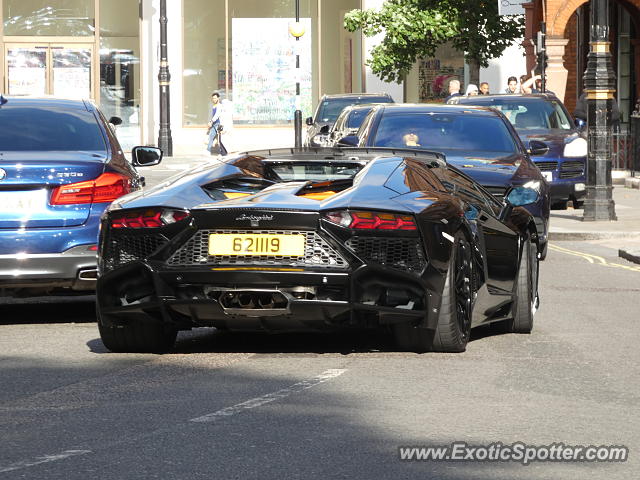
[98,308,177,354]
[393,232,473,353]
[507,237,538,334]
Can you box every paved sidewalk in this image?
[548,187,640,240]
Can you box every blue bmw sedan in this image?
[0,96,161,295]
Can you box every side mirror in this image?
[305,116,314,126]
[108,116,123,126]
[505,186,540,207]
[527,140,549,156]
[131,146,163,167]
[574,118,586,130]
[336,135,359,147]
[318,124,331,134]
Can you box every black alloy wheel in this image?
[393,231,474,353]
[507,237,538,333]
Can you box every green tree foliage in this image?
[344,0,524,84]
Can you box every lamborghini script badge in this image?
[235,214,274,227]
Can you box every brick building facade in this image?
[523,0,638,124]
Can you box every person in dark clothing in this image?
[574,92,620,128]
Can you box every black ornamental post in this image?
[582,0,616,221]
[294,0,302,148]
[158,0,173,156]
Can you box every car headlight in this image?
[563,137,587,157]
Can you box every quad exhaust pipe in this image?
[218,290,289,317]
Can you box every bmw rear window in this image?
[0,106,107,151]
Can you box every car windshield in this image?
[459,98,573,130]
[0,106,107,151]
[267,162,363,181]
[371,113,518,153]
[346,108,374,129]
[317,97,391,124]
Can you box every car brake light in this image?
[111,208,190,229]
[324,210,417,230]
[50,172,132,205]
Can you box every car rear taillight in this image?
[324,210,417,230]
[50,172,132,205]
[110,208,190,229]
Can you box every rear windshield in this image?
[458,98,572,130]
[346,107,374,129]
[372,113,518,153]
[317,97,392,124]
[266,161,363,181]
[0,106,107,151]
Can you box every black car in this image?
[450,94,587,208]
[305,93,394,147]
[337,103,551,258]
[97,148,540,354]
[0,96,161,296]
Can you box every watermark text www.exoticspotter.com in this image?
[398,442,628,465]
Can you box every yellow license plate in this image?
[208,234,306,256]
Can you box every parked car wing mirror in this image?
[527,140,549,156]
[336,135,359,147]
[108,116,123,126]
[305,116,314,126]
[574,118,586,130]
[132,146,163,167]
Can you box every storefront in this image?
[182,0,363,127]
[0,1,364,151]
[0,0,142,149]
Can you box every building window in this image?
[99,0,141,150]
[3,0,95,36]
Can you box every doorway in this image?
[4,43,93,99]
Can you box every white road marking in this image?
[190,369,347,423]
[0,450,92,473]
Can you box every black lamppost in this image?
[289,0,305,148]
[582,0,616,220]
[158,0,173,156]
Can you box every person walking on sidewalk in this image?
[207,92,227,155]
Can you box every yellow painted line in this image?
[549,244,640,272]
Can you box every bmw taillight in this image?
[50,172,132,205]
[324,210,417,230]
[110,208,190,229]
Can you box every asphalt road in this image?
[0,239,638,479]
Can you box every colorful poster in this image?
[418,44,465,102]
[232,18,312,124]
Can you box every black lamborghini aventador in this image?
[97,148,541,353]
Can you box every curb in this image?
[549,231,640,241]
[624,177,640,189]
[619,249,640,265]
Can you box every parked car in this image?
[336,103,551,258]
[450,94,586,209]
[96,148,540,354]
[318,104,386,147]
[305,93,394,147]
[0,96,162,296]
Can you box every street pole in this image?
[158,0,173,157]
[540,22,546,93]
[293,0,302,148]
[582,0,617,221]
